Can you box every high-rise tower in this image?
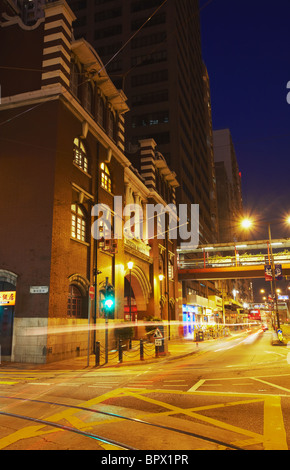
[67,0,216,245]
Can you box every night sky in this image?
[200,0,290,241]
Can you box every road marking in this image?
[0,381,17,385]
[251,377,290,394]
[28,383,52,386]
[56,383,80,387]
[0,385,288,450]
[264,396,287,450]
[187,379,205,392]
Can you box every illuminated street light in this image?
[240,216,282,330]
[241,218,253,229]
[127,261,133,321]
[159,273,164,318]
[127,261,133,270]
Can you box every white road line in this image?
[56,383,81,387]
[28,383,52,386]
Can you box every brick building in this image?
[0,0,180,363]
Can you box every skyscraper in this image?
[67,0,216,246]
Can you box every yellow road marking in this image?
[0,381,17,385]
[0,387,288,450]
[252,377,290,394]
[264,396,287,450]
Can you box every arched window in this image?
[67,285,85,318]
[100,162,112,192]
[73,137,88,173]
[71,203,86,242]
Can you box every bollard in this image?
[95,341,100,367]
[118,339,123,363]
[140,339,144,360]
[155,345,159,358]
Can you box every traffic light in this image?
[105,285,115,310]
[99,281,115,319]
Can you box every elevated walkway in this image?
[178,238,290,280]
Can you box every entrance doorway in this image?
[0,280,16,357]
[124,277,137,321]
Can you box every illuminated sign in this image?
[30,286,49,294]
[0,291,16,306]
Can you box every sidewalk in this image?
[0,332,243,371]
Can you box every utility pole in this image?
[268,223,280,330]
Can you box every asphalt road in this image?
[1,328,290,452]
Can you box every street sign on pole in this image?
[153,328,163,339]
[89,285,95,300]
[264,264,283,281]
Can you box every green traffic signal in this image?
[104,298,114,309]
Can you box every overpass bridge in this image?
[177,238,290,280]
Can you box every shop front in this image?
[0,289,16,358]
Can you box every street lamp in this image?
[127,261,133,322]
[241,218,253,229]
[240,217,286,330]
[159,273,164,319]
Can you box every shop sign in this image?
[0,291,16,306]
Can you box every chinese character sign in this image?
[0,291,16,306]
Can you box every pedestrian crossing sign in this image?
[153,328,163,339]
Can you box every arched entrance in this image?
[0,270,17,357]
[124,265,151,321]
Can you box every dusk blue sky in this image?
[200,0,290,240]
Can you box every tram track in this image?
[0,395,244,450]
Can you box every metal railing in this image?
[94,339,156,366]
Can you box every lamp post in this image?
[240,217,290,331]
[127,261,133,322]
[159,273,164,319]
[267,222,280,330]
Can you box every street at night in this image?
[1,0,290,458]
[0,327,290,451]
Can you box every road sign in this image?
[153,328,163,339]
[277,329,283,341]
[155,339,162,346]
[264,264,283,281]
[89,286,95,300]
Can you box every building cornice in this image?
[0,85,132,170]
